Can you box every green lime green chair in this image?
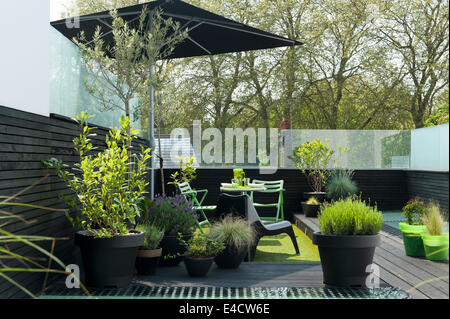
[177,182,214,233]
[250,180,285,222]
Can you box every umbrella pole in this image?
[149,64,155,200]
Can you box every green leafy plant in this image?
[326,169,358,201]
[292,139,347,193]
[46,112,151,238]
[209,215,256,251]
[318,197,383,236]
[169,156,197,186]
[142,194,198,236]
[306,197,320,205]
[180,234,225,258]
[402,198,426,225]
[135,223,164,250]
[422,203,445,236]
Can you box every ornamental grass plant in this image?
[318,197,383,236]
[209,215,256,251]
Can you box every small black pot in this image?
[313,232,380,287]
[304,192,327,203]
[74,230,144,288]
[215,245,248,269]
[159,234,193,267]
[135,248,162,276]
[184,256,215,277]
[301,202,320,218]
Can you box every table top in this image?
[220,186,267,192]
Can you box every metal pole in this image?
[149,65,155,200]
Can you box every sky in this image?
[50,0,69,21]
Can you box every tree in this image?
[379,0,449,128]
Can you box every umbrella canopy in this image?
[51,0,302,59]
[51,0,302,199]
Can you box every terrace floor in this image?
[295,214,449,299]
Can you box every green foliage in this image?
[425,103,449,127]
[73,6,188,122]
[306,197,320,205]
[169,156,197,186]
[423,202,445,236]
[135,223,164,250]
[142,194,198,236]
[292,139,347,192]
[209,215,256,251]
[180,233,225,258]
[402,198,426,225]
[48,112,151,238]
[326,169,358,201]
[318,197,383,236]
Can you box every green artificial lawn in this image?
[253,225,320,263]
[198,224,320,263]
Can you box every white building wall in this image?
[0,0,50,116]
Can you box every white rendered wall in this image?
[0,0,50,116]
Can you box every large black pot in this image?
[215,245,248,269]
[135,248,162,275]
[74,230,144,288]
[159,234,193,267]
[304,192,327,203]
[301,202,320,218]
[313,232,380,287]
[184,256,215,277]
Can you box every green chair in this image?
[177,182,214,233]
[250,180,285,222]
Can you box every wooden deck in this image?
[295,214,449,299]
[135,262,326,288]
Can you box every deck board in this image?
[295,214,449,299]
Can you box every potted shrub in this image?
[301,197,321,218]
[421,203,449,261]
[326,169,358,201]
[142,194,199,266]
[180,234,225,277]
[135,223,164,275]
[399,198,427,257]
[292,139,346,204]
[50,113,151,288]
[313,197,383,287]
[209,215,256,269]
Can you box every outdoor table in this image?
[220,186,267,196]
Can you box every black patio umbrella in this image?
[51,0,302,198]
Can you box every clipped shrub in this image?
[318,197,383,236]
[326,169,358,201]
[402,198,426,225]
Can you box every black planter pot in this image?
[301,202,320,218]
[74,230,144,288]
[215,245,247,269]
[159,234,193,267]
[304,192,327,203]
[184,256,215,277]
[313,232,380,288]
[135,248,162,276]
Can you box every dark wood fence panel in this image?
[0,105,148,298]
[406,170,449,214]
[156,168,410,220]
